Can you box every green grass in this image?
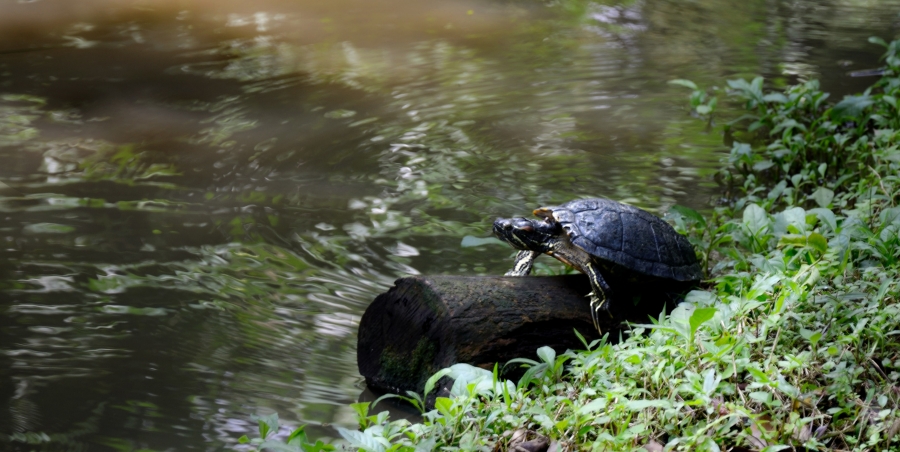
[244,37,900,452]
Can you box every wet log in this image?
[357,274,686,396]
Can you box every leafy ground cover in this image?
[244,38,900,451]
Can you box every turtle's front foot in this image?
[505,250,537,276]
[588,292,612,334]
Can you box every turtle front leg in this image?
[505,250,538,276]
[584,262,613,334]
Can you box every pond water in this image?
[1,0,898,449]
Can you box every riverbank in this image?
[247,38,900,452]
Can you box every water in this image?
[1,0,898,449]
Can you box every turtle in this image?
[493,198,702,332]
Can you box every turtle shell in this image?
[539,198,702,281]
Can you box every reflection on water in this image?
[1,0,898,449]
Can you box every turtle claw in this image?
[588,294,610,335]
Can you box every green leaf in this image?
[444,363,493,397]
[763,92,788,103]
[253,413,279,441]
[778,207,807,233]
[536,346,556,365]
[401,391,424,413]
[778,234,807,247]
[287,425,310,446]
[424,368,452,399]
[460,235,504,247]
[688,307,717,339]
[238,435,250,444]
[350,402,370,427]
[807,232,828,253]
[808,208,837,232]
[669,205,707,228]
[414,438,437,452]
[743,204,769,236]
[870,36,889,48]
[747,367,770,383]
[625,399,672,411]
[831,94,874,122]
[305,440,335,452]
[371,393,403,411]
[501,369,512,407]
[811,187,834,208]
[796,263,820,287]
[730,141,752,160]
[259,440,305,451]
[727,77,765,104]
[434,397,454,417]
[800,328,822,347]
[771,119,807,136]
[690,90,706,107]
[336,427,386,452]
[573,328,589,350]
[517,363,548,391]
[701,437,721,452]
[505,357,539,367]
[577,398,608,415]
[459,432,476,451]
[668,79,698,90]
[880,206,900,227]
[702,368,721,395]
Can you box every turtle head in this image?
[493,217,561,252]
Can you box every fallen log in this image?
[357,274,686,396]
